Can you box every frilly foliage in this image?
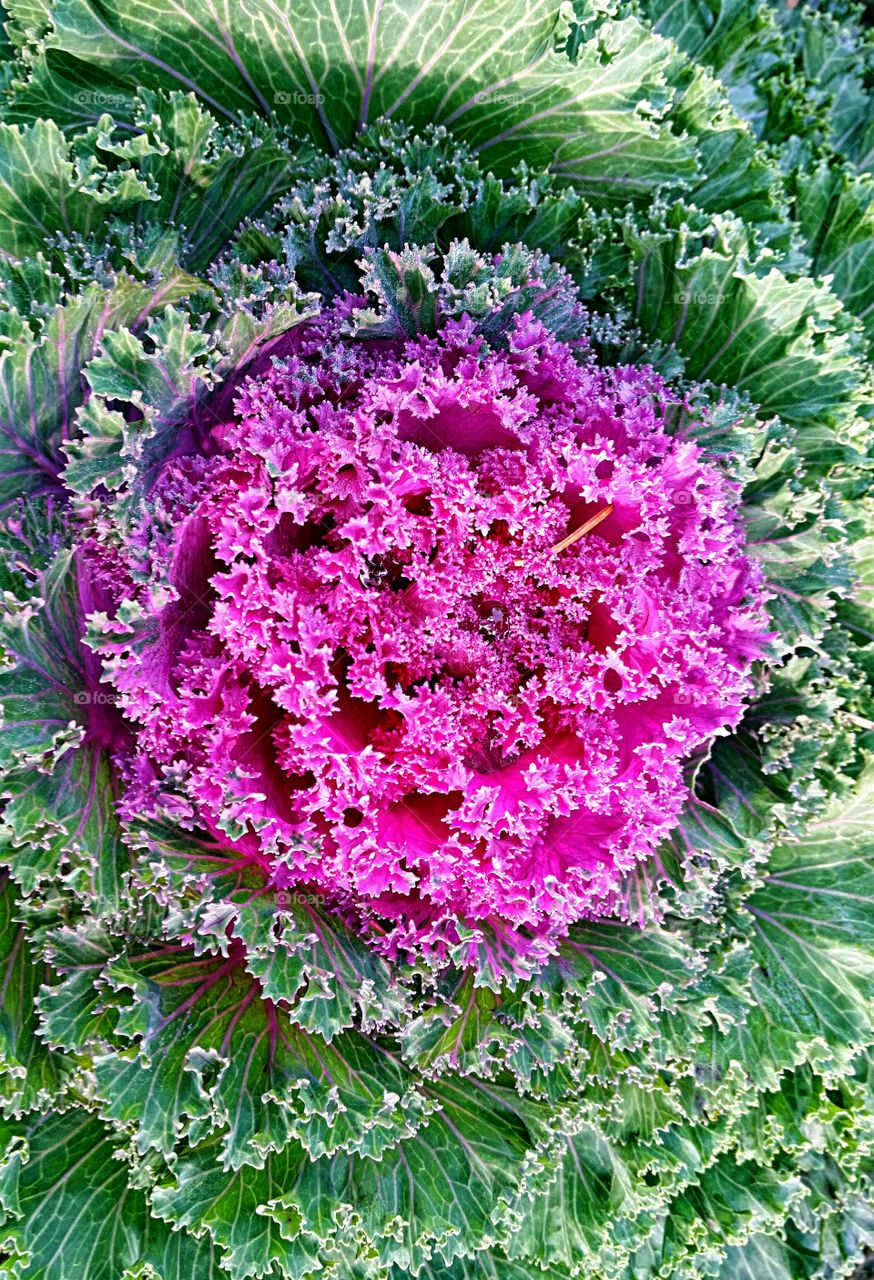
[0,1,872,1278]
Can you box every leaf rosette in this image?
[0,2,872,1279]
[84,287,770,980]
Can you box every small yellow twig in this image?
[549,504,614,555]
[513,504,613,567]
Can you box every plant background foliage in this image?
[0,0,872,1277]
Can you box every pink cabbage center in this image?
[99,307,767,967]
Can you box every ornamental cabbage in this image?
[93,302,768,971]
[0,3,872,1280]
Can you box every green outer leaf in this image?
[8,0,707,201]
[227,890,412,1040]
[0,551,132,910]
[154,1075,553,1277]
[149,1140,318,1280]
[128,819,412,1039]
[0,873,71,1118]
[609,211,864,435]
[121,90,309,272]
[792,160,874,356]
[34,926,432,1168]
[66,285,318,500]
[0,282,144,507]
[727,766,874,1086]
[0,118,152,259]
[501,1121,647,1274]
[0,1108,222,1280]
[538,919,704,1053]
